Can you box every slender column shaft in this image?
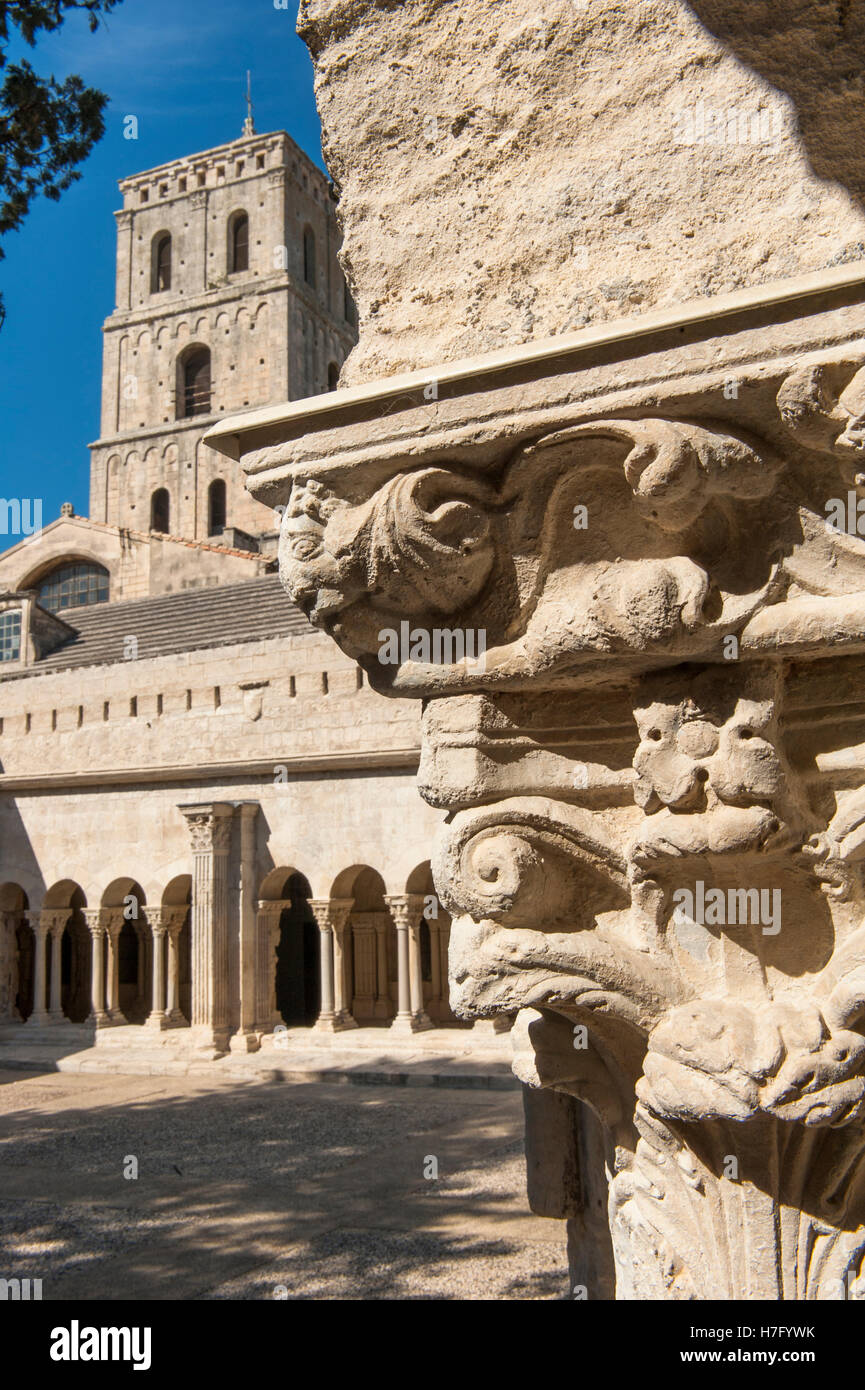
[319,927,335,1020]
[329,899,356,1029]
[309,900,338,1030]
[83,910,108,1026]
[145,909,166,1027]
[29,920,50,1024]
[165,917,183,1021]
[48,924,63,1018]
[105,911,123,1021]
[386,895,432,1031]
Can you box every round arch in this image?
[101,878,148,1025]
[19,550,111,600]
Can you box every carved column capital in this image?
[209,270,865,1299]
[39,908,71,938]
[161,907,188,938]
[384,895,422,932]
[180,802,234,855]
[308,898,352,934]
[143,907,167,938]
[82,909,106,940]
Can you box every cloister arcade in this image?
[0,858,458,1045]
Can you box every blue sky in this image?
[0,0,324,548]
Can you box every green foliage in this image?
[0,1,122,324]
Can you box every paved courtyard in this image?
[0,1069,569,1300]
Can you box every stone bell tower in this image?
[88,123,356,548]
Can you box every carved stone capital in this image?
[180,802,233,855]
[39,908,71,937]
[210,271,865,1300]
[82,909,106,940]
[308,898,353,934]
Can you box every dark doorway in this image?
[118,920,140,1022]
[15,920,34,1020]
[60,900,91,1022]
[275,877,319,1026]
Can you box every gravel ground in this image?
[0,1069,569,1300]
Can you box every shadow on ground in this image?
[0,1071,568,1300]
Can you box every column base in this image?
[389,1013,434,1034]
[314,1013,359,1033]
[26,1010,52,1027]
[105,1010,126,1026]
[334,1011,359,1030]
[229,1028,261,1054]
[189,1024,230,1057]
[145,1011,169,1031]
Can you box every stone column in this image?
[26,910,51,1026]
[329,898,357,1028]
[83,909,109,1027]
[372,914,391,1019]
[103,909,124,1024]
[309,900,336,1032]
[255,901,283,1034]
[44,910,69,1021]
[232,802,260,1053]
[144,907,167,1030]
[407,894,433,1029]
[385,896,416,1034]
[164,909,186,1026]
[179,802,234,1055]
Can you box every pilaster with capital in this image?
[179,802,234,1054]
[209,268,865,1299]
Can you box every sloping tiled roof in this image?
[2,575,314,679]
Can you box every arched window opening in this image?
[327,361,339,392]
[208,478,226,536]
[152,233,171,293]
[229,212,249,274]
[0,609,22,663]
[179,347,211,419]
[150,487,170,534]
[303,227,316,286]
[38,562,109,613]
